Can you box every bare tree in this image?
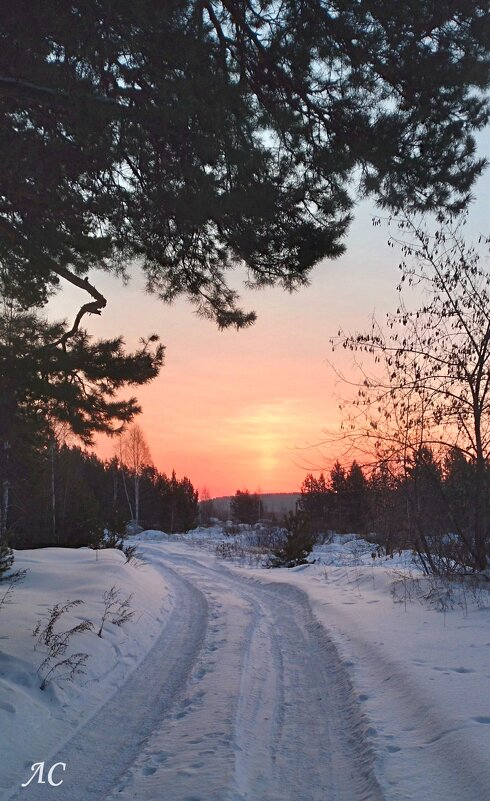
[199,486,216,526]
[118,424,152,528]
[331,213,490,572]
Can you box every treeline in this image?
[299,448,489,574]
[7,443,198,550]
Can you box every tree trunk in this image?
[473,452,487,571]
[134,474,139,526]
[50,441,57,543]
[121,466,134,522]
[473,401,487,572]
[1,476,9,538]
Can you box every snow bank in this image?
[133,525,229,544]
[0,547,171,796]
[181,525,229,542]
[309,533,416,569]
[132,529,176,542]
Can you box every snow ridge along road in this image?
[3,561,208,801]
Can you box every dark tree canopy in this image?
[298,472,331,533]
[0,295,164,447]
[0,0,488,331]
[230,489,263,523]
[6,444,199,549]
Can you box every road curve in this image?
[107,545,385,801]
[5,543,385,801]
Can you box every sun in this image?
[219,401,303,485]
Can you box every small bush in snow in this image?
[91,522,141,564]
[390,571,490,615]
[122,543,140,564]
[272,511,317,567]
[33,600,93,690]
[0,536,14,577]
[97,586,135,638]
[390,571,421,611]
[216,541,245,560]
[0,568,27,615]
[224,521,241,536]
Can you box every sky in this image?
[49,131,490,498]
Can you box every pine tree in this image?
[0,1,488,337]
[344,461,368,535]
[273,511,317,567]
[405,447,448,572]
[0,293,163,540]
[368,463,404,554]
[443,448,475,539]
[230,490,263,525]
[0,296,164,449]
[0,537,13,578]
[168,473,199,533]
[329,462,347,533]
[298,473,331,534]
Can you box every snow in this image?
[240,557,490,801]
[0,547,172,799]
[1,531,490,801]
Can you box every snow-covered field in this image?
[1,530,490,801]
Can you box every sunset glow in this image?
[49,147,490,498]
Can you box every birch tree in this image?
[119,424,152,528]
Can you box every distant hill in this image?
[210,493,300,520]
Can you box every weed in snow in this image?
[33,600,93,690]
[97,586,135,638]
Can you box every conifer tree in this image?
[0,296,163,448]
[298,473,331,534]
[0,293,163,540]
[0,537,13,578]
[0,1,488,337]
[230,490,263,524]
[345,461,368,535]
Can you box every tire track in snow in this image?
[106,546,385,801]
[4,544,387,801]
[232,592,286,798]
[231,581,386,801]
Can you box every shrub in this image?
[272,511,317,567]
[0,568,27,615]
[0,536,14,578]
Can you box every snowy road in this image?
[6,543,384,801]
[4,538,490,801]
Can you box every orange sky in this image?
[49,135,490,498]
